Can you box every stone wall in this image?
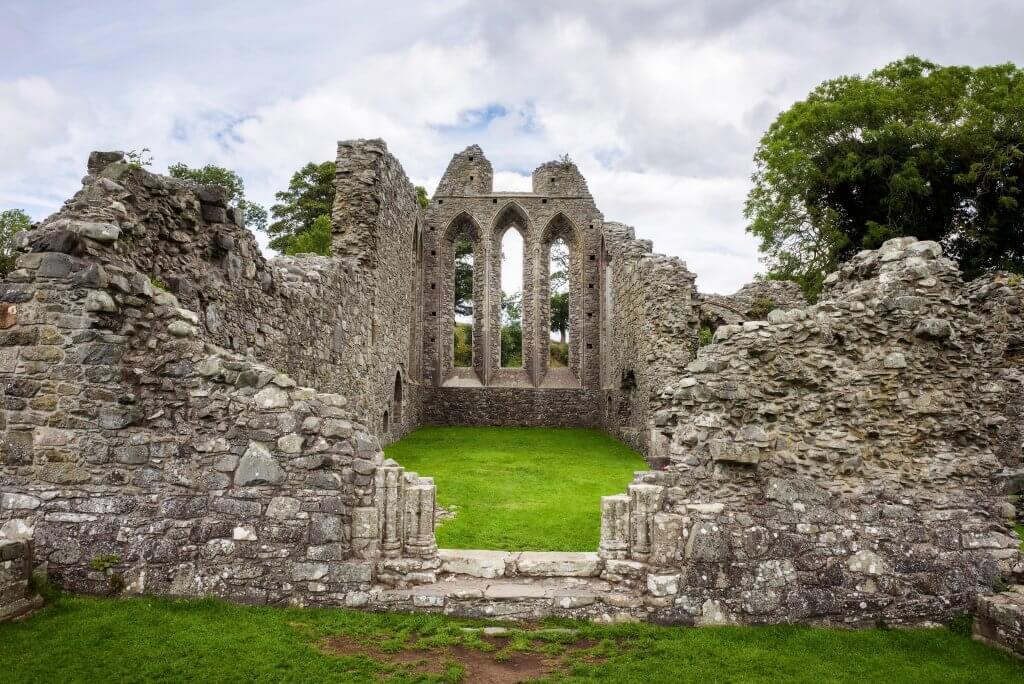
[699,280,806,329]
[423,388,602,427]
[0,537,42,621]
[598,223,700,455]
[975,587,1024,657]
[0,146,438,604]
[597,237,1024,626]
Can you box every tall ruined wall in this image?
[598,237,1023,626]
[598,223,700,455]
[0,149,438,604]
[331,139,424,443]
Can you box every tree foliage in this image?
[746,56,1024,300]
[415,186,429,210]
[453,235,474,316]
[549,239,570,342]
[0,209,30,276]
[168,162,268,231]
[267,161,336,255]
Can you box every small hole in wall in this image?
[437,199,443,204]
[589,224,593,229]
[431,311,437,316]
[586,343,593,349]
[587,312,593,318]
[430,336,435,342]
[589,254,596,261]
[588,283,594,289]
[431,283,436,289]
[550,177,555,183]
[493,198,498,204]
[470,176,474,181]
[469,156,474,161]
[542,199,547,204]
[430,250,436,256]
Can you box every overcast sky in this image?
[3,1,1023,293]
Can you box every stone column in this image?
[599,494,630,559]
[628,484,664,563]
[376,465,405,558]
[403,474,437,558]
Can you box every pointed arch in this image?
[392,369,404,426]
[491,200,531,240]
[440,212,485,386]
[488,201,534,380]
[539,213,583,388]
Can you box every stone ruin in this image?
[0,140,1021,636]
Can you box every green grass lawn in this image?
[1,595,1021,683]
[384,427,646,551]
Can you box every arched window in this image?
[392,371,403,425]
[549,237,570,368]
[409,224,424,380]
[452,227,474,368]
[382,410,390,434]
[499,228,524,368]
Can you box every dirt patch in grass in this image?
[321,633,598,683]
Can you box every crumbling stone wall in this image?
[0,146,438,604]
[699,280,806,330]
[598,237,1023,625]
[597,223,700,454]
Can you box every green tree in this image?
[550,291,569,344]
[0,209,30,276]
[500,290,523,367]
[454,235,474,316]
[415,185,429,210]
[746,56,1024,300]
[267,161,336,255]
[549,239,570,343]
[167,162,268,231]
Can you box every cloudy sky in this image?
[3,1,1023,293]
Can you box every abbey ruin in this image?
[1,140,1022,638]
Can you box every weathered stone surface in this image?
[234,442,285,486]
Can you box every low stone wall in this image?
[423,388,602,427]
[0,538,43,622]
[975,588,1024,657]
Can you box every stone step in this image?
[372,576,643,622]
[438,549,603,579]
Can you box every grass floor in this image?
[1,595,1021,683]
[384,427,646,551]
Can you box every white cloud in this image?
[2,0,1023,292]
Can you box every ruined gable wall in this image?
[598,238,1023,626]
[419,147,606,425]
[0,151,438,604]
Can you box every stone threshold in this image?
[438,549,602,579]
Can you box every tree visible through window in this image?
[453,233,474,367]
[549,238,569,367]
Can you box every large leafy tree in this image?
[0,209,30,276]
[267,161,336,255]
[167,163,267,231]
[746,56,1024,300]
